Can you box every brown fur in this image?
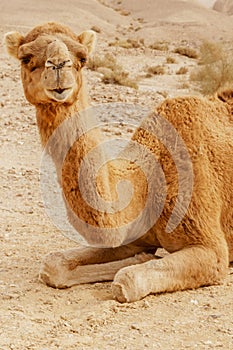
[4,22,233,302]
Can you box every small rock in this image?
[202,340,213,345]
[91,25,101,33]
[131,323,141,330]
[142,300,150,308]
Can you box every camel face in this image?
[19,35,87,104]
[4,23,96,105]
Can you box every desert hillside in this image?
[1,0,233,40]
[213,0,233,14]
[101,0,233,41]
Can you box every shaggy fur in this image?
[4,22,233,302]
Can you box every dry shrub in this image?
[137,17,145,24]
[88,54,138,89]
[109,38,142,49]
[166,56,176,64]
[147,65,166,75]
[101,69,138,89]
[173,46,198,59]
[157,90,168,98]
[149,41,169,51]
[179,82,190,89]
[198,41,222,65]
[88,53,118,71]
[176,67,188,75]
[119,10,130,16]
[190,41,233,94]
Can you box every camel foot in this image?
[39,252,71,288]
[112,265,148,303]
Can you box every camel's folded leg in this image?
[112,244,229,303]
[39,252,155,288]
[39,245,144,288]
[40,244,153,267]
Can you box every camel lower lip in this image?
[45,88,73,101]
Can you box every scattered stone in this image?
[91,25,101,33]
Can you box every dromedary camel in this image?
[4,22,233,302]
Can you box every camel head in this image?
[4,22,96,106]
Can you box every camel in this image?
[4,22,233,303]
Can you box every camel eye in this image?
[80,57,87,65]
[21,56,32,65]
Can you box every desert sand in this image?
[0,0,233,349]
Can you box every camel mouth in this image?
[45,87,73,102]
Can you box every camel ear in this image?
[217,87,233,103]
[78,30,96,54]
[4,31,24,59]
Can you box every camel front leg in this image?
[39,244,156,288]
[112,244,229,303]
[39,252,155,288]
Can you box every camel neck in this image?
[35,74,90,147]
[36,102,78,147]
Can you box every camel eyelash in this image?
[80,57,87,64]
[21,56,32,65]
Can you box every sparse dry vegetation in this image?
[198,41,222,65]
[176,66,188,75]
[101,68,138,89]
[88,53,138,89]
[157,90,169,98]
[88,53,117,71]
[173,46,198,59]
[190,41,233,94]
[149,41,169,51]
[109,38,142,49]
[147,65,166,75]
[166,56,176,64]
[179,82,190,89]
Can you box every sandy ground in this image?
[0,1,233,349]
